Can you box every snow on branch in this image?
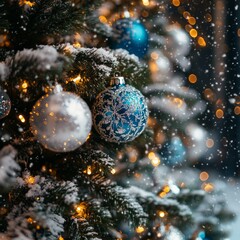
[0,145,20,190]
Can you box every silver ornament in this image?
[165,26,191,57]
[0,90,11,119]
[30,88,92,152]
[163,226,185,240]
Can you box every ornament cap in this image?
[110,73,125,86]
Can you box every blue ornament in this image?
[110,18,149,58]
[197,231,210,240]
[160,137,186,165]
[93,76,149,143]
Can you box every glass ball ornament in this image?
[109,18,149,58]
[163,226,185,240]
[165,26,191,57]
[159,137,186,166]
[30,86,92,152]
[93,76,149,143]
[0,89,11,119]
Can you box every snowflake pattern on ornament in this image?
[93,82,149,143]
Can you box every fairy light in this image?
[206,138,214,148]
[159,192,167,198]
[26,176,35,184]
[58,236,64,240]
[71,74,82,84]
[148,152,161,167]
[189,29,198,38]
[27,217,34,224]
[188,17,196,25]
[158,211,166,218]
[199,172,209,181]
[19,0,35,7]
[234,106,240,115]
[75,202,88,218]
[198,37,207,47]
[19,114,26,123]
[111,168,116,174]
[202,183,214,192]
[163,185,171,193]
[216,109,224,119]
[188,74,197,84]
[99,15,108,24]
[0,34,10,47]
[136,226,145,233]
[85,166,92,175]
[183,11,191,19]
[142,0,150,6]
[172,0,180,7]
[150,52,159,60]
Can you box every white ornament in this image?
[30,88,92,152]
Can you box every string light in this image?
[19,114,26,123]
[158,211,166,218]
[206,138,214,148]
[172,0,180,7]
[148,152,161,167]
[189,29,198,38]
[58,236,64,240]
[99,15,108,24]
[199,172,209,181]
[234,106,240,115]
[202,183,214,192]
[198,37,207,47]
[216,109,224,119]
[188,74,197,84]
[111,168,116,174]
[26,176,35,184]
[84,166,92,175]
[142,0,150,6]
[75,202,88,218]
[19,0,35,7]
[136,226,145,233]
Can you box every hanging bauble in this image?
[30,85,92,152]
[93,76,149,143]
[159,137,186,165]
[165,26,191,58]
[185,123,208,160]
[163,226,185,240]
[109,18,149,58]
[0,89,11,119]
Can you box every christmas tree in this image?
[0,0,235,239]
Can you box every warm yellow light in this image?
[75,202,87,218]
[19,0,35,7]
[150,52,159,60]
[163,185,171,193]
[86,166,92,175]
[171,97,184,108]
[26,176,35,184]
[188,74,197,83]
[158,211,165,218]
[19,114,26,123]
[58,236,64,240]
[27,217,34,224]
[234,106,240,115]
[216,109,224,119]
[190,29,198,38]
[198,37,207,47]
[151,156,161,167]
[71,74,81,83]
[200,172,209,181]
[142,0,150,6]
[148,152,156,160]
[159,192,167,198]
[136,226,145,233]
[73,42,81,48]
[188,17,196,25]
[206,138,214,148]
[183,11,191,19]
[202,183,214,192]
[172,0,180,7]
[22,81,28,89]
[99,15,108,24]
[111,168,116,174]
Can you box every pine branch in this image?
[128,186,192,220]
[65,218,101,240]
